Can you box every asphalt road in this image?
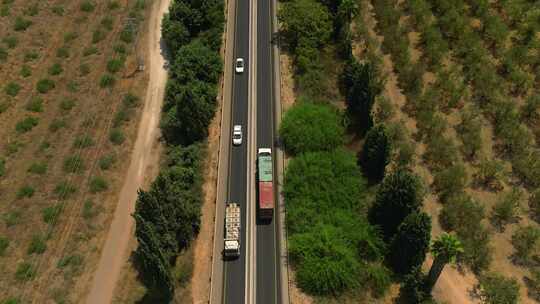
[256,0,281,302]
[223,0,250,301]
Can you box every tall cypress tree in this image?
[361,124,391,181]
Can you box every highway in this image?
[256,0,281,302]
[223,0,250,301]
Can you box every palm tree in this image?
[426,233,464,292]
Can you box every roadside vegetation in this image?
[131,0,224,301]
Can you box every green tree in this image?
[278,0,332,51]
[361,124,391,181]
[389,212,432,275]
[511,225,540,265]
[491,187,524,231]
[426,233,463,292]
[369,168,424,240]
[279,102,344,155]
[400,266,432,303]
[169,40,222,84]
[342,60,383,133]
[479,273,520,304]
[433,163,468,203]
[530,188,540,223]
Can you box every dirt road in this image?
[84,0,171,302]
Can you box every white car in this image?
[232,125,243,146]
[235,58,244,73]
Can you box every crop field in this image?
[356,0,540,302]
[0,0,149,302]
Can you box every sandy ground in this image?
[84,0,171,302]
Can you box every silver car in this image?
[233,125,242,146]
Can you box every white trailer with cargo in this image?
[223,202,241,258]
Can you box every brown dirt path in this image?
[84,0,171,302]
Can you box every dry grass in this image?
[0,0,150,302]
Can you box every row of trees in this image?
[133,0,224,301]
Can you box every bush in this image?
[28,162,47,174]
[53,181,77,199]
[424,135,458,169]
[27,234,46,254]
[89,176,108,193]
[120,27,134,43]
[56,46,69,58]
[433,163,468,203]
[123,93,139,107]
[80,1,95,12]
[5,82,20,96]
[3,210,21,227]
[15,117,38,133]
[49,118,66,132]
[479,273,520,304]
[0,158,4,177]
[63,155,85,173]
[107,58,124,73]
[82,200,96,219]
[475,159,505,190]
[440,194,484,232]
[0,47,7,61]
[15,262,35,281]
[36,79,55,93]
[457,107,483,159]
[48,63,63,75]
[109,128,125,145]
[23,50,38,62]
[369,168,424,240]
[25,97,43,112]
[92,29,105,43]
[64,31,78,43]
[279,103,344,155]
[101,16,114,31]
[73,135,94,149]
[51,5,64,16]
[113,108,130,127]
[0,236,9,256]
[511,226,540,265]
[530,189,540,223]
[364,263,392,298]
[491,187,524,230]
[14,16,32,31]
[99,74,115,88]
[361,124,391,181]
[108,1,120,10]
[83,46,98,56]
[98,154,116,170]
[59,98,76,111]
[20,65,31,77]
[2,35,17,48]
[42,204,62,224]
[16,185,34,199]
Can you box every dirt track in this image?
[84,0,171,302]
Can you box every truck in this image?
[223,202,241,258]
[257,148,274,220]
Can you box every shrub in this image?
[113,108,130,127]
[440,194,485,232]
[0,236,9,256]
[479,273,519,304]
[101,16,114,31]
[16,185,34,199]
[36,79,55,93]
[48,63,63,75]
[114,43,126,54]
[123,93,139,107]
[59,98,76,111]
[63,155,85,173]
[98,154,116,170]
[14,16,32,31]
[67,81,79,93]
[511,226,540,265]
[3,210,21,227]
[80,1,95,12]
[0,47,7,61]
[82,200,96,219]
[83,46,98,56]
[92,29,105,43]
[475,159,505,190]
[64,31,78,43]
[5,82,20,96]
[73,135,94,149]
[109,128,125,145]
[23,50,38,62]
[2,35,17,48]
[57,254,83,269]
[15,117,38,133]
[457,107,483,159]
[424,135,458,169]
[25,97,43,112]
[107,58,124,73]
[100,74,115,88]
[119,27,133,43]
[53,181,77,199]
[51,5,64,16]
[280,103,344,155]
[108,1,120,9]
[27,234,46,254]
[49,118,66,132]
[364,263,392,298]
[89,176,108,193]
[28,162,47,174]
[433,163,468,203]
[15,262,35,281]
[42,204,62,224]
[361,124,391,181]
[369,168,424,240]
[79,63,90,76]
[491,187,524,230]
[20,65,31,77]
[0,158,4,176]
[56,47,69,58]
